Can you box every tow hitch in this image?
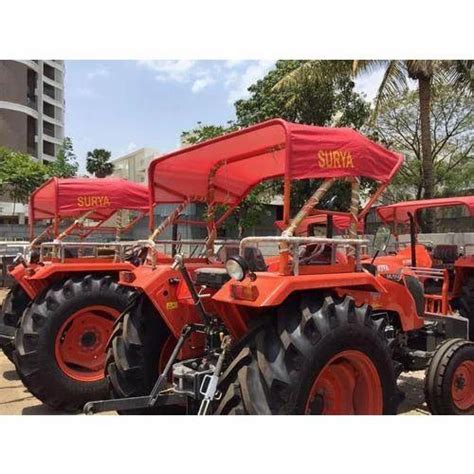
[83,254,232,415]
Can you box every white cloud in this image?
[87,65,109,80]
[138,60,196,82]
[224,60,245,68]
[191,76,215,93]
[225,60,275,104]
[354,67,385,102]
[137,60,275,101]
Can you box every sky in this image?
[65,60,385,172]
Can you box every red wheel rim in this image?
[55,305,120,382]
[305,350,383,415]
[451,360,474,411]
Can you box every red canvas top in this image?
[29,177,149,222]
[377,196,474,224]
[148,119,403,206]
[275,213,364,234]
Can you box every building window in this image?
[43,102,55,119]
[43,63,55,81]
[43,140,55,157]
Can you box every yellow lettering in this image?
[76,195,112,208]
[316,150,354,169]
[318,150,326,167]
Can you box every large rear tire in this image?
[106,295,182,414]
[14,275,132,412]
[458,276,474,340]
[216,294,399,415]
[0,284,30,363]
[425,338,474,415]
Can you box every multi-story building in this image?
[0,60,65,224]
[111,147,160,184]
[0,60,65,162]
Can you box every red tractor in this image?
[0,177,151,411]
[375,197,474,337]
[84,120,473,416]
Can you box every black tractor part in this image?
[14,274,133,412]
[216,294,399,415]
[425,338,474,415]
[106,295,185,414]
[458,275,474,341]
[0,284,30,363]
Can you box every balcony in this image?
[26,94,37,110]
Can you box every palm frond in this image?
[352,60,389,76]
[273,60,352,91]
[371,61,408,122]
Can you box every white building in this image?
[111,147,161,184]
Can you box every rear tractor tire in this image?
[14,275,133,412]
[106,295,182,414]
[216,294,399,415]
[458,276,474,341]
[425,338,474,415]
[0,284,30,363]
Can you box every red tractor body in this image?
[84,119,474,416]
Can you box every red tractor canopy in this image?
[377,196,474,225]
[29,177,149,240]
[275,211,365,235]
[149,119,403,208]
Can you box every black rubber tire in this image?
[216,294,399,415]
[14,274,133,412]
[458,275,474,341]
[0,284,30,363]
[106,295,183,414]
[424,338,474,415]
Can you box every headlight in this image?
[225,256,249,281]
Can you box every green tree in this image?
[86,148,114,178]
[370,83,473,204]
[181,122,276,238]
[353,60,472,203]
[48,137,78,178]
[181,122,237,145]
[236,60,370,129]
[276,60,473,228]
[0,147,48,216]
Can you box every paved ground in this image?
[0,286,429,415]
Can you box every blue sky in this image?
[65,60,383,172]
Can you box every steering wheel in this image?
[124,244,148,266]
[299,243,326,265]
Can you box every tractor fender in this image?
[9,263,44,299]
[212,271,386,308]
[27,261,136,281]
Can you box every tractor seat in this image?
[432,245,458,265]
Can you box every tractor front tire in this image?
[425,338,474,415]
[216,294,399,415]
[106,295,181,414]
[14,275,132,412]
[458,276,474,340]
[0,284,30,363]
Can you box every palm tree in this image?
[86,148,114,178]
[275,60,472,202]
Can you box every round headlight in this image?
[225,256,248,281]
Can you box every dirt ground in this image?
[0,286,429,415]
